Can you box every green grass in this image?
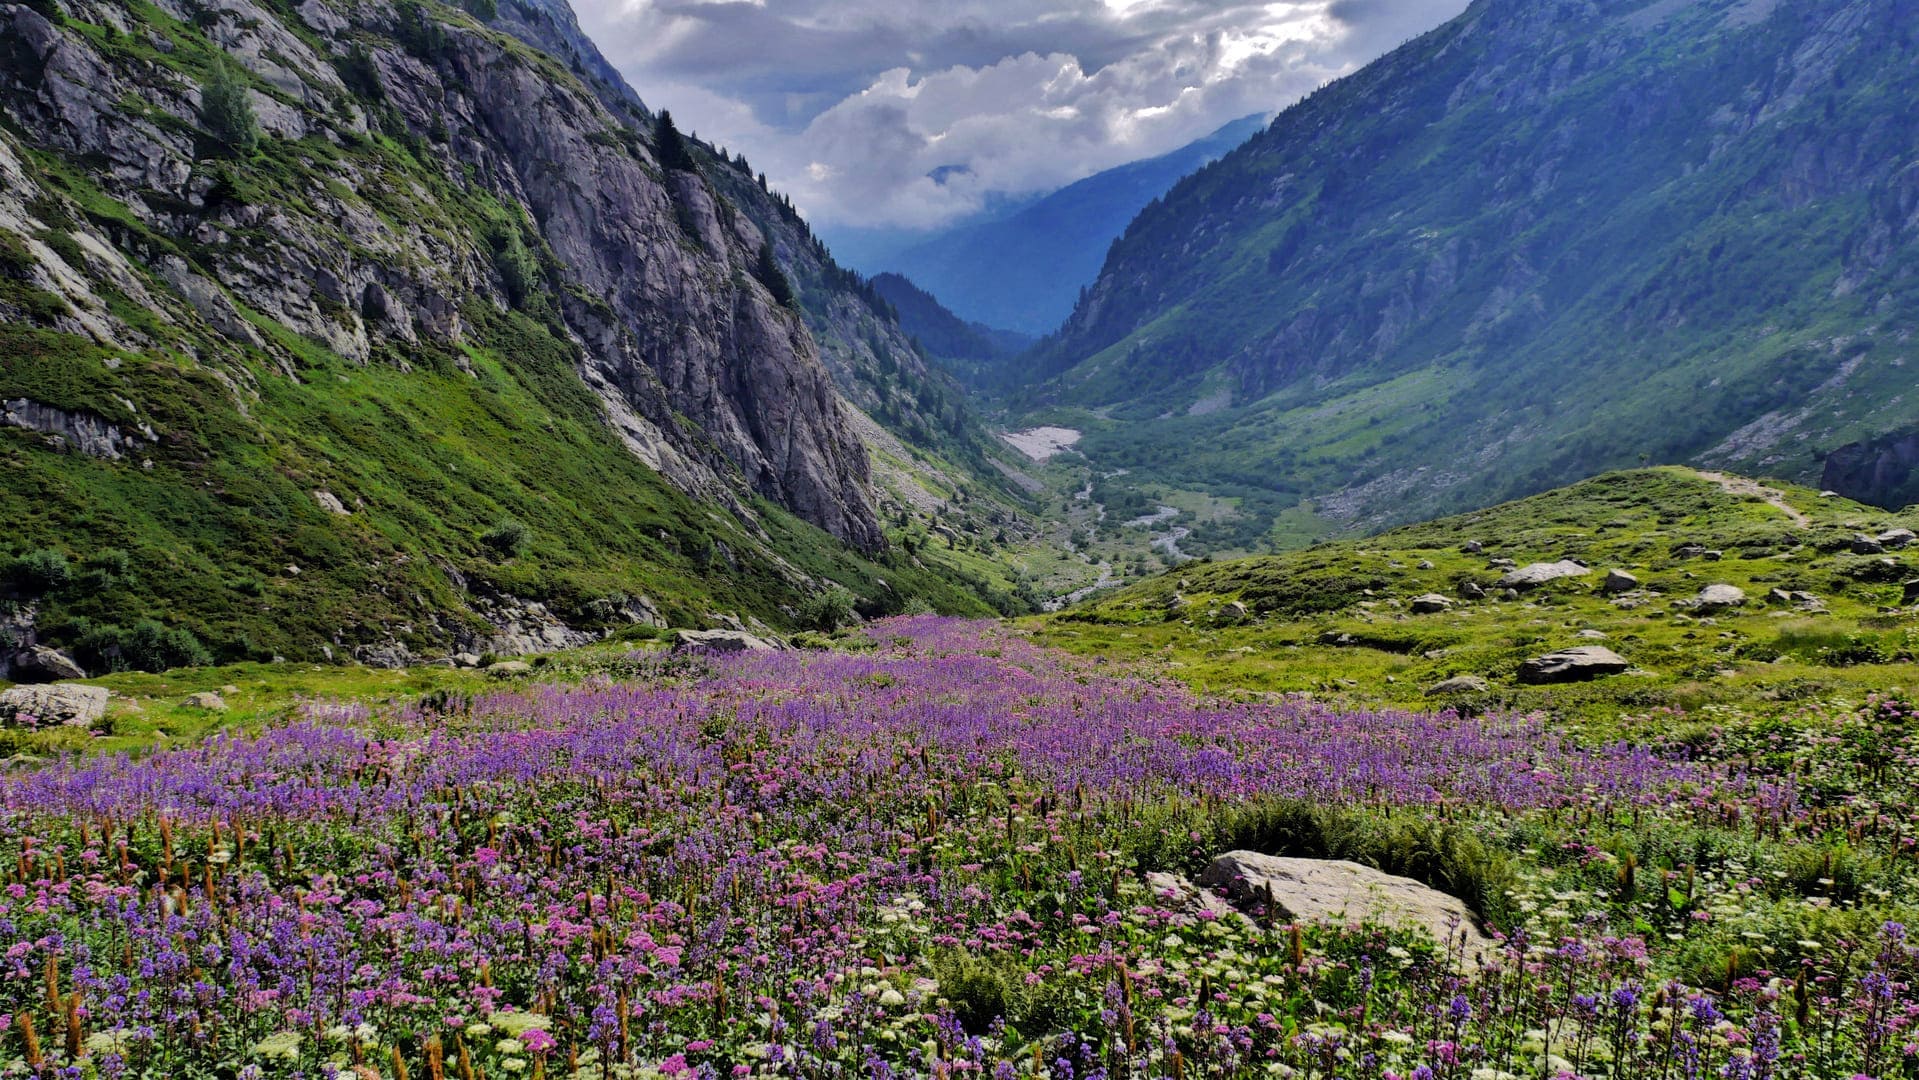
[1035,468,1919,725]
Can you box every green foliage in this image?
[479,519,531,560]
[799,585,857,632]
[7,548,72,594]
[752,241,794,308]
[653,110,697,173]
[488,224,542,310]
[68,617,215,673]
[395,1,449,61]
[198,57,260,157]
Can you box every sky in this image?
[569,0,1469,234]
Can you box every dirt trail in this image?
[1689,469,1811,527]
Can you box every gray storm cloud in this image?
[571,0,1467,230]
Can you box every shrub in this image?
[798,585,857,631]
[8,548,72,593]
[654,110,698,173]
[480,519,531,559]
[199,58,260,157]
[73,619,214,673]
[79,548,132,590]
[752,242,794,308]
[489,226,542,309]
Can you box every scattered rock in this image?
[1488,557,1518,570]
[1460,541,1483,554]
[1410,594,1455,614]
[182,692,227,711]
[1576,629,1609,639]
[1904,580,1919,606]
[1601,569,1639,595]
[1417,559,1435,570]
[1852,535,1887,555]
[1198,853,1496,958]
[0,684,110,727]
[1499,561,1590,589]
[452,652,483,669]
[1694,584,1747,609]
[1879,528,1916,549]
[672,629,780,654]
[1459,582,1486,600]
[1428,675,1491,696]
[486,660,533,677]
[312,490,350,516]
[1518,646,1631,684]
[10,645,86,683]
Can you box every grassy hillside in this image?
[1039,468,1919,723]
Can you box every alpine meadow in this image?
[0,0,1917,1078]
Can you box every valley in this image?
[2,0,1918,1076]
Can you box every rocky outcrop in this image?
[1498,561,1591,589]
[1518,645,1630,684]
[1198,853,1496,958]
[8,645,85,683]
[2,399,155,460]
[0,0,882,552]
[0,683,109,727]
[1823,428,1919,510]
[673,629,781,654]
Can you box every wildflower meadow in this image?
[1,618,1915,1078]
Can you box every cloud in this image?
[570,0,1468,231]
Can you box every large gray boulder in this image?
[672,629,781,654]
[1427,675,1491,696]
[1409,594,1454,614]
[1518,646,1630,684]
[0,684,110,727]
[10,646,86,682]
[1601,569,1639,595]
[1199,853,1496,958]
[1694,584,1747,609]
[1498,561,1590,589]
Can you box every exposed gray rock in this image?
[1602,569,1640,594]
[1459,581,1486,599]
[1575,629,1609,639]
[1410,593,1454,614]
[1142,871,1242,924]
[10,645,86,683]
[1904,580,1919,606]
[486,660,533,677]
[1428,674,1491,696]
[1518,645,1630,684]
[1878,528,1916,549]
[1852,534,1887,555]
[1198,853,1496,958]
[1694,584,1748,609]
[2,399,154,460]
[1498,560,1590,589]
[182,692,227,711]
[312,490,349,516]
[673,629,780,654]
[0,683,109,727]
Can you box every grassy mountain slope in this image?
[1030,0,1919,542]
[1040,468,1919,721]
[0,0,1006,675]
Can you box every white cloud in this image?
[569,0,1467,230]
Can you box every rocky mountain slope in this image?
[0,0,1014,674]
[1030,0,1919,536]
[868,273,1032,390]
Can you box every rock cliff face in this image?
[1823,428,1919,510]
[0,0,879,551]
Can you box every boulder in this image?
[1460,541,1483,554]
[1459,581,1486,600]
[1694,584,1747,609]
[1575,629,1609,640]
[1198,853,1496,958]
[486,660,533,677]
[182,692,227,711]
[1498,561,1590,589]
[1601,569,1639,595]
[0,684,110,727]
[1428,675,1491,696]
[672,629,780,654]
[1852,535,1887,555]
[1879,528,1916,549]
[1517,646,1630,684]
[11,645,86,682]
[1903,580,1919,606]
[1409,594,1454,614]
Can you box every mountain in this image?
[0,0,1019,675]
[872,114,1269,336]
[868,273,1032,389]
[1031,0,1919,542]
